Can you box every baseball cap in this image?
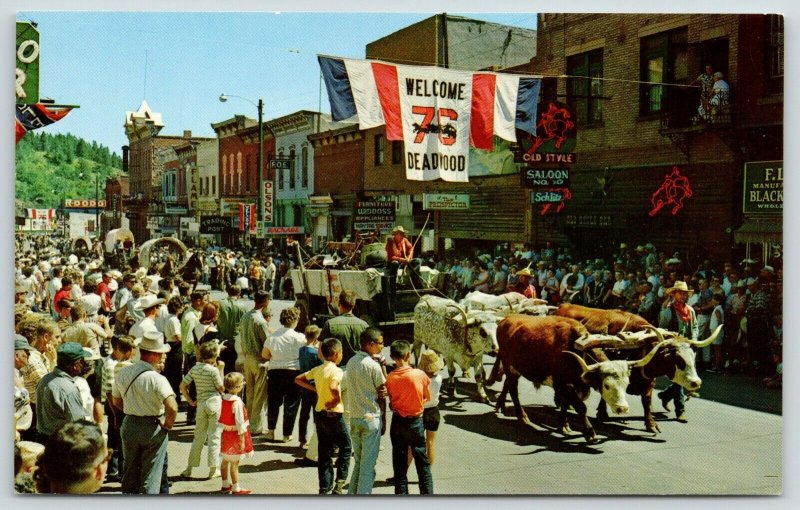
[14,334,34,351]
[56,342,93,365]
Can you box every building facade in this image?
[270,110,332,240]
[516,13,782,263]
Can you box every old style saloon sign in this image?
[515,101,577,167]
[521,168,571,188]
[743,161,783,213]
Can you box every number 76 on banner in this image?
[411,106,458,145]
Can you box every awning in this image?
[734,218,782,244]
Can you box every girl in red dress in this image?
[219,372,254,494]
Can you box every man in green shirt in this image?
[321,291,369,366]
[217,285,249,373]
[35,342,93,443]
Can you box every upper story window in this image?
[245,154,251,192]
[640,28,688,115]
[567,48,604,125]
[391,141,403,164]
[765,15,784,95]
[301,145,309,188]
[374,134,385,165]
[289,148,296,189]
[211,176,216,195]
[278,150,285,190]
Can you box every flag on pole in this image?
[15,103,73,144]
[239,203,257,234]
[318,55,541,182]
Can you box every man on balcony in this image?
[698,71,730,123]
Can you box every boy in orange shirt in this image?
[385,340,432,494]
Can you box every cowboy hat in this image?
[135,295,165,311]
[665,258,682,265]
[516,268,533,277]
[666,281,690,294]
[418,349,444,374]
[391,225,407,235]
[138,331,171,353]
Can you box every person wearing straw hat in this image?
[128,294,165,340]
[507,267,538,299]
[112,331,177,494]
[384,225,423,315]
[416,350,444,466]
[657,281,699,423]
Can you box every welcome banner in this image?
[319,56,541,182]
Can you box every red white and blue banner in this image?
[319,56,541,182]
[15,103,72,143]
[239,203,257,234]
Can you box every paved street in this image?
[98,291,782,495]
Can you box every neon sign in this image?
[648,166,692,216]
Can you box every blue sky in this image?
[16,11,538,155]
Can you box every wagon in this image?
[289,242,441,344]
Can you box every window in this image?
[245,154,252,192]
[301,146,309,188]
[289,148,296,189]
[567,49,603,125]
[222,155,227,192]
[640,28,688,115]
[211,176,216,195]
[768,15,784,80]
[374,134,384,165]
[278,150,285,190]
[391,141,403,164]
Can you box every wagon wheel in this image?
[295,297,311,332]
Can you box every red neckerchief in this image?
[672,301,692,323]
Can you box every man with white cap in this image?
[657,281,698,423]
[112,331,177,494]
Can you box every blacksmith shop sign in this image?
[521,168,571,188]
[353,201,396,232]
[422,193,470,210]
[743,161,783,214]
[200,215,231,234]
[515,101,577,167]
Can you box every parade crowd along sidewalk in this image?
[13,232,782,493]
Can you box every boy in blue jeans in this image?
[295,338,351,494]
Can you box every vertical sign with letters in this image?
[16,22,40,104]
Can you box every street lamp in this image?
[219,93,265,226]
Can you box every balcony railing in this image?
[660,85,732,131]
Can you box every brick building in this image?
[123,101,213,242]
[516,13,783,263]
[210,115,276,244]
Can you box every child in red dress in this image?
[219,372,254,494]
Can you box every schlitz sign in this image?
[521,168,571,188]
[515,101,577,167]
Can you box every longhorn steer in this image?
[462,290,551,317]
[490,315,663,442]
[554,303,653,334]
[593,325,721,432]
[413,295,500,402]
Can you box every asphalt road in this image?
[98,291,782,496]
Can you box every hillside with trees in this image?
[15,132,122,210]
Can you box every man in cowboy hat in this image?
[112,331,177,494]
[128,294,165,340]
[657,281,699,423]
[507,267,538,299]
[384,225,423,315]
